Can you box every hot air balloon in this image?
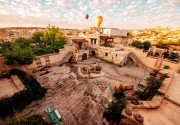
[142,6,145,12]
[95,16,103,27]
[85,14,89,20]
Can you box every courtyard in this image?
[24,57,148,125]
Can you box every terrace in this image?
[0,75,26,99]
[24,57,148,124]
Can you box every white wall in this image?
[103,28,128,36]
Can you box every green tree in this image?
[131,41,143,48]
[2,38,35,65]
[32,31,44,43]
[40,24,66,50]
[15,37,31,48]
[143,41,151,50]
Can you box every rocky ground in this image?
[24,57,148,125]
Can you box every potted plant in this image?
[96,65,102,71]
[81,67,88,74]
[164,65,169,69]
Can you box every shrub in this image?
[160,73,169,80]
[103,87,126,123]
[156,44,169,49]
[131,41,151,50]
[142,41,151,50]
[2,39,35,65]
[10,114,48,125]
[96,66,102,71]
[90,67,94,71]
[164,65,169,69]
[0,69,47,118]
[131,41,143,49]
[82,67,87,71]
[136,76,163,100]
[127,97,139,105]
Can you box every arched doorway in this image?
[68,56,73,63]
[91,51,96,57]
[127,56,136,66]
[82,53,87,60]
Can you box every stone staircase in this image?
[59,51,73,64]
[128,52,147,68]
[154,58,163,70]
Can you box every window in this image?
[91,39,97,44]
[94,39,96,44]
[105,52,108,56]
[91,39,93,45]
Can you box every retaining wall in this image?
[115,45,180,72]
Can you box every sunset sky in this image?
[0,0,180,29]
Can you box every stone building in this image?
[86,28,132,65]
[67,37,89,62]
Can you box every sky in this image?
[0,0,180,29]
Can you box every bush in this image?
[156,44,169,49]
[131,41,151,50]
[0,69,47,118]
[32,31,44,43]
[103,88,126,122]
[90,67,94,71]
[10,114,48,125]
[96,66,102,71]
[164,65,169,69]
[127,97,139,105]
[136,76,163,100]
[2,39,35,65]
[160,73,169,80]
[143,41,151,50]
[82,67,87,71]
[131,41,143,49]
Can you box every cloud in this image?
[161,0,180,6]
[57,0,75,6]
[0,0,179,29]
[147,0,157,4]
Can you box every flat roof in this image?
[73,39,88,43]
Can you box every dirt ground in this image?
[24,57,148,125]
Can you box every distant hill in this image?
[130,26,180,45]
[80,27,105,34]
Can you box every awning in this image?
[73,39,88,43]
[100,36,114,39]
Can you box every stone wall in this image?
[97,46,129,65]
[0,49,70,72]
[115,45,180,72]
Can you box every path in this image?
[165,73,180,105]
[133,99,180,125]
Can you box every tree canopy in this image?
[131,40,151,50]
[40,25,66,50]
[32,31,44,43]
[143,41,151,50]
[1,25,67,65]
[2,38,35,65]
